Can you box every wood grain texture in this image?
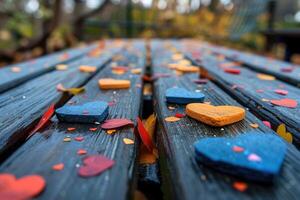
[0,46,121,158]
[0,44,98,93]
[182,46,300,147]
[0,41,146,200]
[151,40,300,200]
[198,41,300,87]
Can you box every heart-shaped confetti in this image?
[276,124,293,143]
[101,119,134,130]
[98,78,131,89]
[270,98,297,108]
[78,155,114,177]
[224,68,240,75]
[194,132,286,182]
[0,174,46,200]
[165,87,205,104]
[186,103,245,127]
[274,89,288,96]
[56,101,109,123]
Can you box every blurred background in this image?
[1,0,300,66]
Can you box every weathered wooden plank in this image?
[0,43,97,93]
[0,44,121,159]
[182,45,300,147]
[195,41,300,87]
[151,40,300,200]
[0,40,146,199]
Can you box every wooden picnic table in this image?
[0,39,300,200]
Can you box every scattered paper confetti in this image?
[56,84,85,95]
[165,116,181,122]
[55,64,68,71]
[175,113,185,118]
[75,136,84,142]
[78,155,114,177]
[67,127,76,132]
[123,138,135,144]
[250,123,259,128]
[106,129,117,135]
[233,181,248,192]
[101,119,134,129]
[77,149,87,155]
[79,65,97,73]
[27,104,55,139]
[274,89,288,96]
[63,137,71,142]
[270,98,297,108]
[262,121,271,128]
[232,145,244,152]
[248,153,261,162]
[224,68,240,75]
[137,117,155,153]
[89,127,97,132]
[0,174,46,200]
[52,163,64,171]
[276,124,293,143]
[257,73,275,81]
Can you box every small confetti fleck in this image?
[175,113,185,118]
[232,145,244,153]
[233,181,248,192]
[89,127,98,131]
[123,138,134,144]
[67,127,76,132]
[75,136,84,142]
[63,137,71,142]
[52,163,64,171]
[11,66,21,73]
[248,153,261,162]
[168,106,176,110]
[250,123,259,128]
[77,149,87,155]
[106,129,117,135]
[165,116,181,122]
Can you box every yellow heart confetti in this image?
[276,124,293,143]
[123,138,134,144]
[56,84,85,95]
[106,129,117,135]
[257,73,275,81]
[165,116,181,122]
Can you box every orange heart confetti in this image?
[165,116,181,122]
[276,124,293,143]
[233,181,248,192]
[52,163,64,171]
[79,65,97,73]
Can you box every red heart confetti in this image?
[233,181,248,192]
[175,113,185,118]
[136,117,155,153]
[75,136,84,142]
[78,155,114,178]
[27,104,55,139]
[224,68,240,75]
[101,119,134,130]
[270,98,297,108]
[89,127,98,132]
[232,145,244,152]
[0,173,46,200]
[274,89,288,96]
